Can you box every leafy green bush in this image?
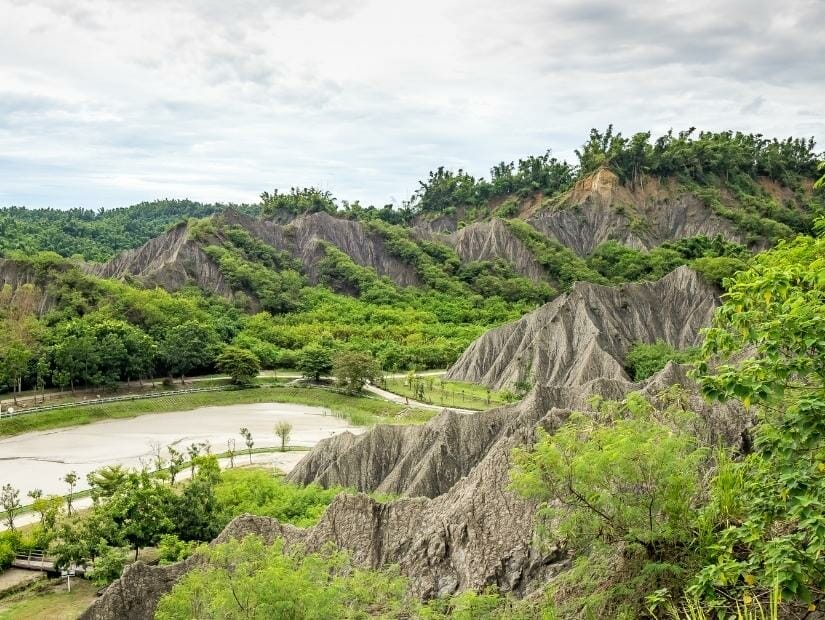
[158,534,200,565]
[510,393,709,616]
[690,225,825,610]
[156,536,409,619]
[689,255,748,286]
[88,545,129,586]
[625,341,698,381]
[0,531,19,569]
[214,469,342,528]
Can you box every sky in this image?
[1,0,824,210]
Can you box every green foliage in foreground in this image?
[511,392,708,618]
[625,341,698,381]
[504,224,825,617]
[157,535,551,620]
[690,225,825,609]
[156,536,409,620]
[214,469,342,529]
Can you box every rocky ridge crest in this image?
[445,266,718,390]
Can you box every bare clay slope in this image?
[527,168,747,256]
[82,391,569,620]
[218,208,422,286]
[94,209,420,295]
[415,218,549,282]
[88,222,232,296]
[446,266,718,390]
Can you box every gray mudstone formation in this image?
[445,266,718,390]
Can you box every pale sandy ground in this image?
[0,568,43,593]
[0,402,361,502]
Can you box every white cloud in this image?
[0,0,823,209]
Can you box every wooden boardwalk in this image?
[11,549,53,573]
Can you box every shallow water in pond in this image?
[0,402,360,497]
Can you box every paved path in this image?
[363,383,478,415]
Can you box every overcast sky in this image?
[1,0,823,210]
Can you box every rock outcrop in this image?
[82,391,571,620]
[284,212,420,286]
[89,223,232,296]
[0,258,64,315]
[446,266,718,390]
[416,218,548,282]
[94,209,421,295]
[527,169,747,256]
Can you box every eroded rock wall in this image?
[445,266,718,390]
[527,169,747,256]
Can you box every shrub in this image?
[625,341,697,381]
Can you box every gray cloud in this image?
[0,0,823,210]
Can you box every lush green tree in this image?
[215,346,260,385]
[214,469,341,529]
[157,534,199,565]
[0,484,21,531]
[260,187,337,217]
[411,166,482,215]
[167,447,185,485]
[29,492,62,531]
[297,344,333,381]
[0,341,31,404]
[239,427,254,465]
[332,351,380,394]
[624,341,697,381]
[88,545,130,586]
[87,465,128,504]
[691,224,825,607]
[173,456,222,542]
[511,394,707,555]
[63,471,78,516]
[155,536,409,620]
[159,321,220,384]
[101,470,174,560]
[52,329,99,392]
[690,255,748,286]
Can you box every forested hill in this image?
[0,199,260,262]
[0,128,822,398]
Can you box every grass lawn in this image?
[381,376,511,410]
[0,578,97,620]
[0,384,434,437]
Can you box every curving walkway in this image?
[363,383,478,415]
